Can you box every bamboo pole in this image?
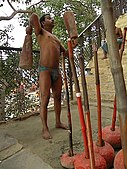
[101,0,127,168]
[111,27,127,131]
[93,43,103,146]
[62,54,74,156]
[79,54,95,168]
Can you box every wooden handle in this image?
[67,39,80,93]
[63,11,78,39]
[19,34,33,70]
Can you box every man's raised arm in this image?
[26,13,42,36]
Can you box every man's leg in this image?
[39,71,52,139]
[52,74,68,129]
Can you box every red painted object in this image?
[93,43,115,168]
[74,152,107,169]
[111,96,117,131]
[76,94,89,158]
[114,149,124,169]
[60,152,76,169]
[93,141,115,169]
[67,39,89,159]
[102,125,121,149]
[102,97,121,149]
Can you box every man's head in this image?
[40,14,54,29]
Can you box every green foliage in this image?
[0,25,14,46]
[1,50,21,94]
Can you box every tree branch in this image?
[0,10,33,21]
[0,0,37,21]
[7,0,16,11]
[28,0,44,9]
[0,0,46,21]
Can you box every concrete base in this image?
[0,132,23,160]
[0,149,53,169]
[0,132,53,169]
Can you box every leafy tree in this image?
[0,25,15,47]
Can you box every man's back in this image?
[115,27,123,38]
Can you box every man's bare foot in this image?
[56,123,68,130]
[42,130,52,140]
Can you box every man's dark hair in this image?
[40,14,50,28]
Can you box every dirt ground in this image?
[0,100,119,169]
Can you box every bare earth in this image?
[0,100,119,169]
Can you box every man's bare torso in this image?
[37,29,61,68]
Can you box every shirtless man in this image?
[101,26,123,59]
[26,13,77,139]
[115,26,123,49]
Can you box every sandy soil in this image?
[0,100,119,169]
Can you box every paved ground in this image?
[0,99,121,169]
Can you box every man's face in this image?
[43,15,54,28]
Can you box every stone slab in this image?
[0,149,53,169]
[0,132,23,160]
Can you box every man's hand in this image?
[63,38,78,58]
[71,37,78,48]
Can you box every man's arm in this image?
[60,43,69,58]
[115,27,123,38]
[60,38,78,58]
[119,28,123,38]
[71,37,78,48]
[26,13,42,36]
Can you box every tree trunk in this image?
[101,0,127,168]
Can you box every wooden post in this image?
[101,0,127,168]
